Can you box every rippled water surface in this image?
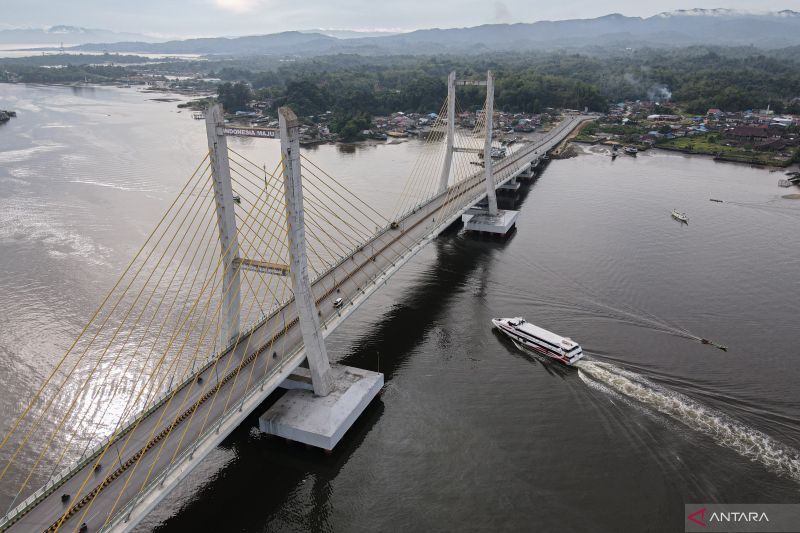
[1,85,799,532]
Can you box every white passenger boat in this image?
[671,209,688,223]
[492,317,584,366]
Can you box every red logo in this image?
[688,507,708,528]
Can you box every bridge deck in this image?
[2,115,590,533]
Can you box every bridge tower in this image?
[278,107,334,397]
[438,71,456,193]
[461,70,519,236]
[205,104,241,344]
[483,70,499,216]
[257,107,383,450]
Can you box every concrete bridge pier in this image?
[258,107,382,451]
[497,176,521,194]
[517,164,536,181]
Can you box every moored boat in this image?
[623,145,638,155]
[492,317,583,366]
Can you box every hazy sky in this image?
[4,0,799,38]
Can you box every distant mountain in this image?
[0,25,161,45]
[67,10,800,56]
[361,10,800,51]
[302,29,403,39]
[75,31,339,55]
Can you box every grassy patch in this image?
[658,133,796,167]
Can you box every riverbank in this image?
[570,136,799,169]
[551,119,594,159]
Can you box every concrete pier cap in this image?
[463,209,519,236]
[259,365,383,451]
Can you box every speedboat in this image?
[671,209,688,223]
[492,317,583,366]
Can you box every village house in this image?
[726,125,769,141]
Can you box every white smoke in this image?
[648,84,673,102]
[623,72,672,102]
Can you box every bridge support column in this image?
[483,70,499,216]
[438,71,456,193]
[279,107,334,397]
[205,104,241,345]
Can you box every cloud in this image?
[212,0,265,14]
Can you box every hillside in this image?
[68,9,800,56]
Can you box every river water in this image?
[1,84,799,532]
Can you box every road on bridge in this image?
[2,114,591,533]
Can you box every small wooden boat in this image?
[623,146,638,156]
[671,209,688,223]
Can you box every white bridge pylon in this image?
[277,107,334,397]
[206,103,334,397]
[439,70,498,214]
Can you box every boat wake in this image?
[508,255,704,344]
[575,359,800,483]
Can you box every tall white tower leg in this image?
[278,107,333,397]
[438,71,456,193]
[205,104,241,345]
[483,70,499,216]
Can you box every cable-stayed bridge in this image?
[0,71,592,533]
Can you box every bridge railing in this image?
[111,113,594,530]
[1,113,591,532]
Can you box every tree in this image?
[217,81,252,112]
[329,111,371,142]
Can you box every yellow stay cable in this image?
[161,179,289,472]
[0,155,212,489]
[300,169,382,240]
[90,162,286,527]
[299,155,390,224]
[231,169,354,263]
[392,99,448,218]
[0,153,210,459]
[64,160,284,530]
[8,169,217,504]
[43,187,219,493]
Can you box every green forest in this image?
[3,46,800,118]
[210,47,800,117]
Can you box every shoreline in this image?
[572,141,800,177]
[653,144,796,169]
[571,138,799,171]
